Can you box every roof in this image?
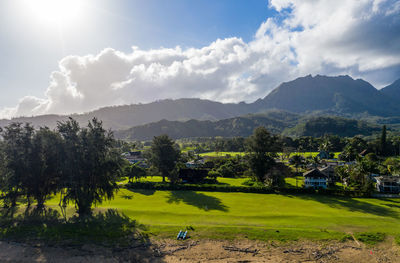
[319,166,334,172]
[376,176,400,183]
[303,169,327,178]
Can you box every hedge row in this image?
[125,181,368,197]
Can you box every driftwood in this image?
[155,241,199,256]
[222,245,259,254]
[311,247,341,261]
[283,248,305,254]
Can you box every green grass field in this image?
[46,188,400,242]
[199,151,246,157]
[198,151,341,159]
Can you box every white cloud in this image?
[1,0,399,118]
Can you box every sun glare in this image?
[24,0,83,27]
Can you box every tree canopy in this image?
[148,134,180,183]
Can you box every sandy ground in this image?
[0,239,399,263]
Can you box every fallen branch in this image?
[283,248,305,254]
[159,241,199,256]
[312,247,340,261]
[222,246,259,254]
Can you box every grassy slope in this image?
[47,188,400,241]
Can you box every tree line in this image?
[173,125,400,158]
[0,118,122,218]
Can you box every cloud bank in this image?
[2,0,400,118]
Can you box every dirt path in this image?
[0,239,398,263]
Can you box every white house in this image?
[303,169,328,189]
[319,165,337,186]
[185,159,205,168]
[376,176,400,193]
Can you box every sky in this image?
[0,0,399,118]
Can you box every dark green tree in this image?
[28,128,63,211]
[149,134,180,183]
[0,123,34,210]
[245,127,281,184]
[289,154,305,174]
[126,164,146,182]
[58,118,122,218]
[348,158,378,192]
[380,125,388,156]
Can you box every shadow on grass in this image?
[0,208,165,262]
[166,191,228,212]
[384,203,400,209]
[120,194,134,200]
[0,208,146,245]
[291,194,399,219]
[128,188,157,196]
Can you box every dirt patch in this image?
[0,239,399,263]
[158,239,400,263]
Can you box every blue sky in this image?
[0,0,399,118]
[0,0,274,107]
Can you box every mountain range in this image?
[1,75,399,137]
[113,113,381,140]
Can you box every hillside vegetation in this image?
[114,114,381,140]
[283,116,381,137]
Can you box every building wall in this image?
[304,177,327,189]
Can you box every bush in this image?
[395,235,400,246]
[355,232,386,245]
[340,234,353,242]
[126,181,365,197]
[242,179,256,186]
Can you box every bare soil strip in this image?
[0,239,398,263]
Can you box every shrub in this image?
[355,232,386,245]
[395,235,400,246]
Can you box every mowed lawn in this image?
[47,189,400,241]
[198,151,341,159]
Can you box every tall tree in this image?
[28,128,63,211]
[289,155,305,174]
[246,126,281,184]
[149,134,180,183]
[58,118,122,218]
[126,164,146,182]
[380,125,388,156]
[0,123,34,210]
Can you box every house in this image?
[122,151,147,167]
[317,151,330,159]
[303,169,328,189]
[319,165,337,186]
[185,159,205,168]
[369,173,380,182]
[376,176,400,193]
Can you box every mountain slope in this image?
[283,116,381,137]
[114,111,300,140]
[0,98,257,130]
[1,75,400,131]
[261,75,399,116]
[380,78,400,102]
[114,112,379,140]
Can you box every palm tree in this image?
[289,155,305,188]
